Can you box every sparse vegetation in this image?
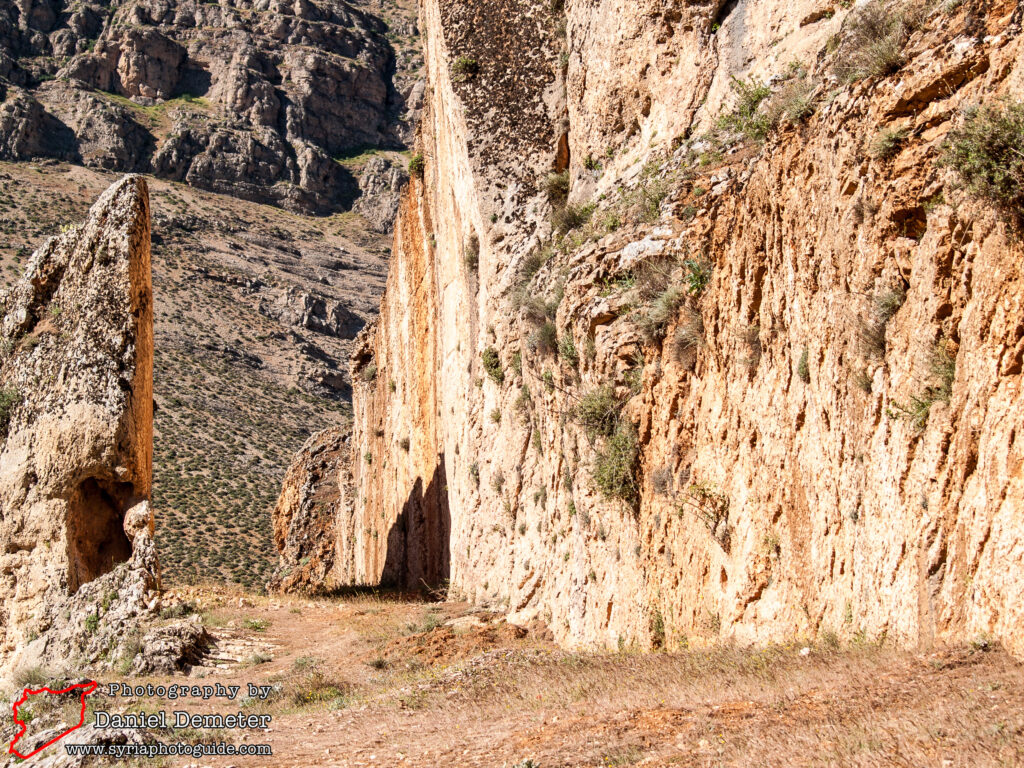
[464,233,480,271]
[408,153,425,177]
[682,257,712,296]
[593,422,640,505]
[717,77,773,142]
[872,126,910,159]
[451,56,480,82]
[859,287,906,358]
[941,101,1024,213]
[558,334,579,368]
[797,347,811,383]
[0,386,20,439]
[575,386,620,438]
[544,171,570,203]
[834,0,910,83]
[673,307,705,369]
[640,286,685,342]
[482,347,505,384]
[889,340,956,429]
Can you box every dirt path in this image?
[97,588,1024,768]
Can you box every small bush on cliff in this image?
[0,386,20,439]
[640,285,685,343]
[859,287,906,358]
[408,154,425,177]
[528,321,558,355]
[717,77,772,142]
[558,334,579,368]
[552,202,595,234]
[797,348,811,383]
[592,422,640,505]
[451,56,480,82]
[544,171,570,203]
[575,386,620,438]
[464,234,480,271]
[683,257,713,296]
[673,307,706,369]
[941,101,1024,213]
[482,347,505,384]
[888,340,956,429]
[871,127,910,159]
[834,0,908,83]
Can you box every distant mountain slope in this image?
[0,0,421,215]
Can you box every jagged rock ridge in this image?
[0,0,421,217]
[0,175,159,677]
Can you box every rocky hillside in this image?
[0,0,421,214]
[276,0,1024,656]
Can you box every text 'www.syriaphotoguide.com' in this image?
[64,742,273,758]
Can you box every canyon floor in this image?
[58,587,1023,768]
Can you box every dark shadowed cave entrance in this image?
[380,455,451,591]
[65,478,135,593]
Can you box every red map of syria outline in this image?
[8,680,98,759]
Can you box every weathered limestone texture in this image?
[0,175,158,676]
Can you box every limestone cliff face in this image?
[0,175,157,675]
[281,0,1024,654]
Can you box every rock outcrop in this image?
[270,427,347,594]
[278,0,1024,657]
[0,175,158,677]
[0,0,421,213]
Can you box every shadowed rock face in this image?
[0,0,422,215]
[0,175,157,675]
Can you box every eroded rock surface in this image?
[284,0,1024,656]
[0,175,158,677]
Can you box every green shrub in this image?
[464,234,480,271]
[592,422,640,504]
[682,257,713,296]
[797,348,811,383]
[451,56,480,82]
[482,347,504,383]
[558,334,579,368]
[871,127,909,159]
[574,386,620,438]
[650,608,666,649]
[717,76,772,142]
[408,153,425,177]
[361,363,378,382]
[941,101,1024,211]
[0,386,20,439]
[834,0,908,83]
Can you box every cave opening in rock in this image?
[66,478,134,593]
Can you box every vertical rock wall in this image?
[281,0,1024,655]
[0,175,156,672]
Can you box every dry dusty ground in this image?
[52,587,1024,768]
